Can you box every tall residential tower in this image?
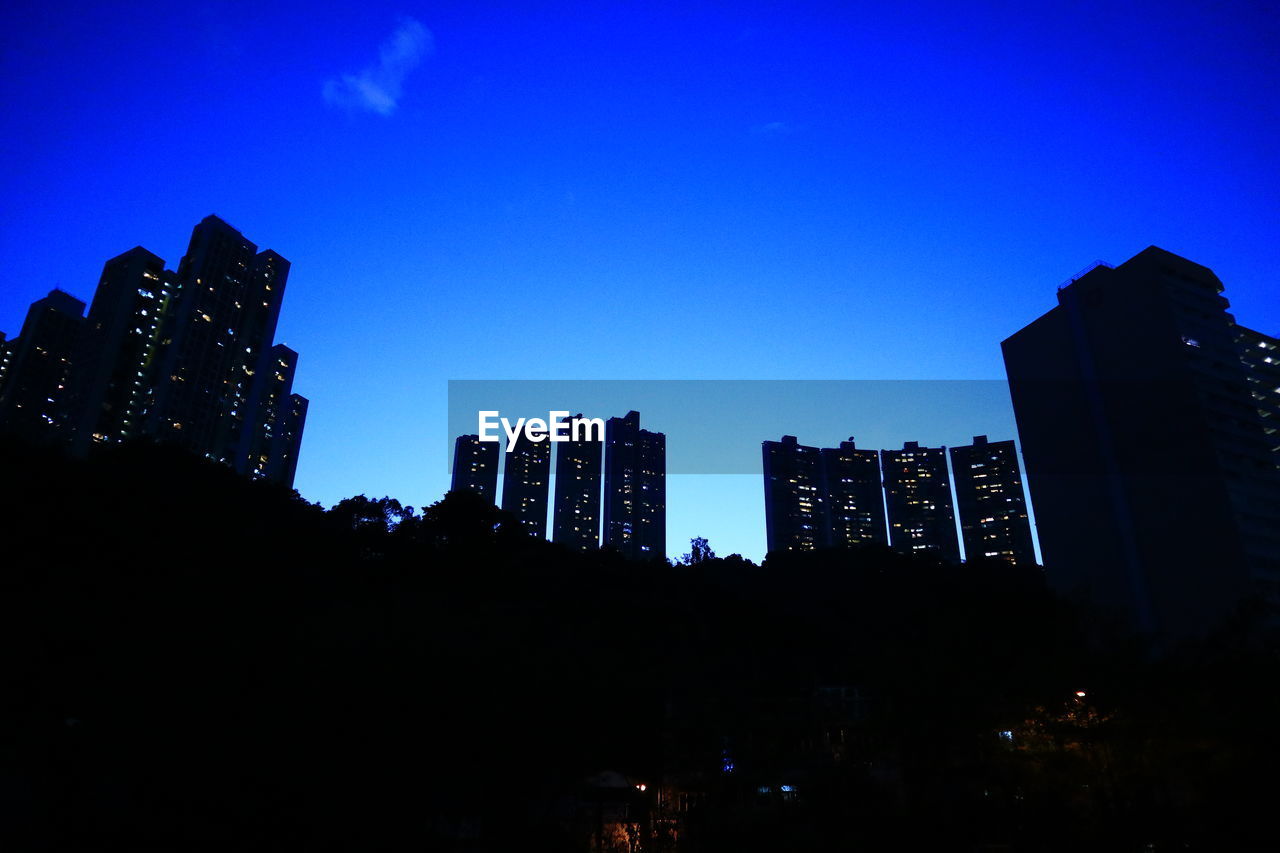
[603,410,666,560]
[880,441,960,563]
[950,435,1035,567]
[451,434,499,504]
[552,414,603,551]
[1002,247,1280,639]
[822,439,889,549]
[501,432,552,538]
[763,436,889,554]
[0,217,309,487]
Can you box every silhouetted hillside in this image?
[1,437,1277,851]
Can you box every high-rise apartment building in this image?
[949,435,1035,567]
[501,432,551,538]
[1236,326,1280,458]
[552,413,603,551]
[1002,246,1280,639]
[763,435,1036,563]
[451,434,499,504]
[147,216,291,473]
[822,439,888,549]
[243,345,301,482]
[762,435,828,554]
[880,441,961,562]
[0,290,86,445]
[69,247,175,451]
[603,410,666,560]
[274,392,308,490]
[764,436,898,555]
[0,334,10,392]
[0,217,309,488]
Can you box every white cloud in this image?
[752,121,794,136]
[324,18,433,116]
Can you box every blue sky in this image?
[2,1,1277,560]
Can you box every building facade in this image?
[603,410,666,560]
[763,436,890,555]
[451,434,499,504]
[949,435,1036,567]
[552,414,603,551]
[501,432,552,538]
[822,439,889,550]
[879,441,961,563]
[146,216,292,473]
[1002,246,1280,639]
[0,290,86,445]
[69,247,175,451]
[763,435,829,554]
[0,217,309,487]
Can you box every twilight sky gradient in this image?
[2,1,1277,561]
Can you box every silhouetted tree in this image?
[327,493,413,532]
[682,536,716,565]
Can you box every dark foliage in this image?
[1,437,1276,851]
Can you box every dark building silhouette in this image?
[950,435,1036,567]
[274,392,308,490]
[1002,247,1280,639]
[552,414,603,551]
[147,216,292,473]
[762,435,828,553]
[451,434,499,504]
[0,217,309,488]
[764,436,891,554]
[880,441,960,562]
[822,438,889,549]
[603,410,666,559]
[501,432,551,538]
[1236,326,1280,455]
[69,247,176,452]
[244,345,301,482]
[0,290,86,445]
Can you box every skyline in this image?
[0,215,308,489]
[448,379,1029,561]
[3,1,1278,561]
